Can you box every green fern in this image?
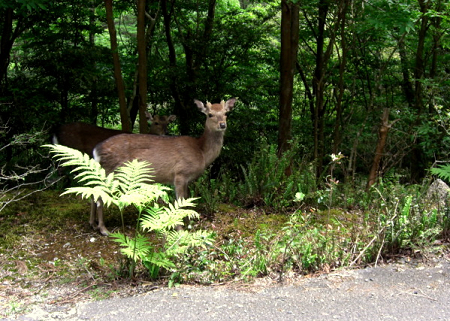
[110,232,152,258]
[141,198,199,231]
[431,165,450,182]
[44,143,214,280]
[45,144,168,209]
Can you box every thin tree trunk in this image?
[312,0,347,179]
[397,36,414,108]
[104,0,131,132]
[0,8,14,85]
[366,108,392,190]
[278,0,299,157]
[410,0,430,182]
[332,3,348,154]
[161,0,185,133]
[89,2,98,124]
[414,0,429,114]
[137,0,149,134]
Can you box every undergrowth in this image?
[0,142,448,298]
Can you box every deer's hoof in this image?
[90,222,110,236]
[99,228,110,236]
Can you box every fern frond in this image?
[140,198,199,231]
[431,165,450,181]
[141,208,184,231]
[164,230,214,255]
[115,183,169,209]
[115,160,154,191]
[143,252,176,270]
[61,186,115,207]
[110,232,151,260]
[44,144,110,188]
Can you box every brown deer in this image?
[145,112,177,135]
[91,98,237,235]
[52,113,176,156]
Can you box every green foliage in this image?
[370,182,445,254]
[431,164,450,182]
[112,199,214,280]
[192,175,222,215]
[45,143,214,280]
[45,144,168,209]
[238,141,312,209]
[193,140,316,211]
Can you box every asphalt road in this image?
[7,258,450,320]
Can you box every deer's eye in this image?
[208,113,213,118]
[154,122,159,125]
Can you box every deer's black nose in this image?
[219,122,226,129]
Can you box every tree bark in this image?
[278,0,299,157]
[409,0,431,182]
[137,0,149,134]
[397,36,414,108]
[414,0,430,114]
[311,0,331,179]
[161,0,185,132]
[0,8,14,86]
[104,0,131,132]
[332,2,348,154]
[0,8,28,87]
[366,108,393,190]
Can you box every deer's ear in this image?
[225,97,237,112]
[194,99,206,113]
[168,115,177,122]
[145,111,153,121]
[194,99,204,108]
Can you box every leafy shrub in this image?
[236,141,314,209]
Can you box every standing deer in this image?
[91,98,237,235]
[52,113,176,157]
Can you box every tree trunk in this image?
[397,37,414,108]
[312,0,330,180]
[413,0,429,115]
[137,0,149,134]
[0,8,14,86]
[161,0,185,133]
[89,2,98,124]
[278,0,299,157]
[366,108,391,190]
[332,2,349,154]
[104,0,131,132]
[409,0,430,182]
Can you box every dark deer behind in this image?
[91,98,237,235]
[146,113,177,135]
[52,114,176,157]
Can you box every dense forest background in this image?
[1,0,449,196]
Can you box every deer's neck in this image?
[198,128,225,167]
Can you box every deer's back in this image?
[54,122,123,156]
[94,133,205,185]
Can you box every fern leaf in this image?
[110,232,151,260]
[431,165,450,181]
[141,198,199,231]
[143,252,176,270]
[164,230,214,255]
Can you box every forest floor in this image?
[0,190,449,319]
[0,190,285,318]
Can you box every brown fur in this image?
[52,115,176,157]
